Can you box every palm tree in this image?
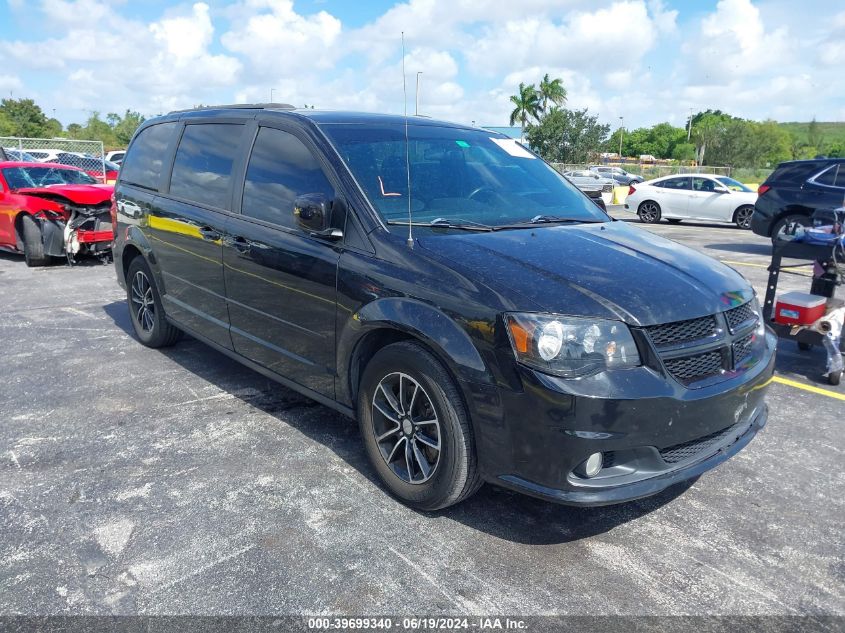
[538,74,567,113]
[509,83,541,140]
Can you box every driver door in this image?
[689,176,732,222]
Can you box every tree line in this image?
[510,79,843,167]
[0,98,145,149]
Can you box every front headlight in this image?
[505,313,640,378]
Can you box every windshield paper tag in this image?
[490,138,535,159]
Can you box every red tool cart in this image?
[762,239,844,385]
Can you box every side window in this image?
[120,122,177,190]
[814,166,836,186]
[663,177,691,190]
[836,166,845,188]
[241,127,335,229]
[169,124,244,209]
[693,177,717,192]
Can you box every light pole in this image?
[687,108,694,142]
[618,116,624,159]
[270,88,276,103]
[415,72,422,116]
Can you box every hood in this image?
[14,184,113,205]
[416,221,753,326]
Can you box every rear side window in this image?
[813,165,845,188]
[169,124,244,210]
[660,177,690,190]
[120,122,177,190]
[766,161,825,185]
[241,127,334,228]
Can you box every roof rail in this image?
[168,103,297,114]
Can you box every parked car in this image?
[48,152,120,184]
[0,161,113,266]
[2,148,38,162]
[113,106,774,510]
[25,149,63,163]
[106,150,126,165]
[589,165,643,185]
[562,169,614,205]
[751,158,845,242]
[625,174,758,228]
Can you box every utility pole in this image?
[618,116,624,159]
[415,72,422,116]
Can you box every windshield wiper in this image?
[492,214,603,230]
[387,217,493,232]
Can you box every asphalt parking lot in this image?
[1,212,843,618]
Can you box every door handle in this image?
[224,234,250,253]
[198,226,221,241]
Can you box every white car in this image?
[25,149,64,162]
[624,174,758,229]
[106,150,126,164]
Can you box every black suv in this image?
[113,105,775,510]
[752,158,845,240]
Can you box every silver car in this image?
[563,170,615,205]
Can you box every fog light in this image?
[575,452,603,478]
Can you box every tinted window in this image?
[660,177,691,190]
[768,161,825,185]
[121,122,176,190]
[169,124,244,209]
[814,165,842,187]
[241,127,334,228]
[692,177,717,192]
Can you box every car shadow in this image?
[0,250,110,268]
[102,300,699,545]
[704,242,772,256]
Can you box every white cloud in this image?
[221,0,342,73]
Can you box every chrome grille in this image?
[645,315,718,348]
[659,424,740,464]
[663,350,724,384]
[725,302,756,332]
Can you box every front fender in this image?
[337,297,494,406]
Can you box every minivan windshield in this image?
[322,123,608,229]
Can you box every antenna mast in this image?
[402,32,413,248]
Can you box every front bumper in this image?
[478,331,776,506]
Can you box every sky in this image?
[0,0,842,130]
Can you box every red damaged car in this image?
[0,161,114,266]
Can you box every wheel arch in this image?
[338,298,494,411]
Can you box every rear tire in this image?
[828,370,841,386]
[637,201,661,224]
[126,256,181,348]
[771,214,810,243]
[20,215,49,267]
[357,341,481,510]
[734,205,754,229]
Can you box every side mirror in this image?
[294,193,344,240]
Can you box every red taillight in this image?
[758,185,771,195]
[628,185,636,196]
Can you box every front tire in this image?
[358,341,481,510]
[638,201,661,224]
[734,205,754,229]
[126,257,181,348]
[20,215,49,267]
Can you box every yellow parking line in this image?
[772,376,845,401]
[721,259,811,277]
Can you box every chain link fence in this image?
[551,162,733,180]
[0,137,114,183]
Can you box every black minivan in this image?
[113,104,775,510]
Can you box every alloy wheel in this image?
[371,372,441,484]
[131,270,155,332]
[639,202,660,223]
[736,207,753,229]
